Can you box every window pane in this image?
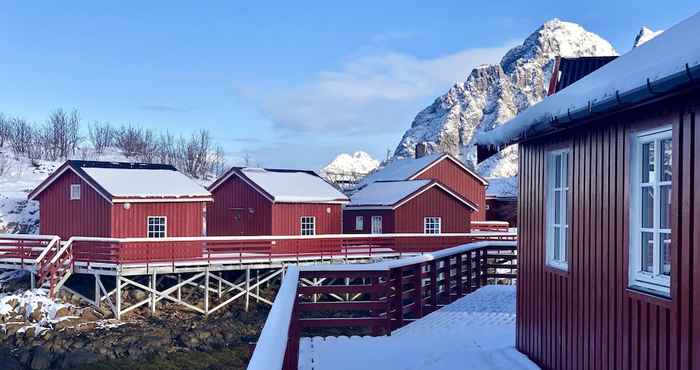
[554,154,562,188]
[553,227,560,260]
[641,232,654,273]
[661,138,672,182]
[661,232,671,276]
[562,153,568,188]
[641,187,654,228]
[660,185,671,229]
[642,142,655,183]
[562,190,568,225]
[554,190,561,223]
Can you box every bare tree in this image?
[9,118,34,157]
[0,114,10,147]
[115,125,144,157]
[88,121,114,154]
[43,109,81,160]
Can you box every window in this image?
[147,216,167,238]
[371,216,382,234]
[546,149,569,270]
[355,216,364,231]
[424,217,441,234]
[301,216,316,235]
[630,127,672,295]
[70,184,81,200]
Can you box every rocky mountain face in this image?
[321,151,380,176]
[392,19,618,178]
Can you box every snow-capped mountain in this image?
[633,26,663,48]
[321,151,380,176]
[392,19,618,178]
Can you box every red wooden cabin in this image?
[476,13,700,370]
[343,179,477,234]
[29,160,212,239]
[358,151,488,220]
[207,167,349,236]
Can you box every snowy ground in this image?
[298,285,538,370]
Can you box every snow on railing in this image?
[247,239,518,370]
[247,266,300,370]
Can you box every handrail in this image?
[247,266,300,370]
[33,236,61,265]
[300,240,517,272]
[48,237,75,265]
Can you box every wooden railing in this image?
[247,240,518,370]
[64,233,516,266]
[470,220,511,233]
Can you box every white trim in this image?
[147,216,168,238]
[394,182,478,211]
[545,148,570,271]
[113,197,214,203]
[355,216,364,231]
[629,126,672,295]
[371,216,383,234]
[70,184,81,200]
[423,217,442,234]
[409,154,488,186]
[29,165,113,203]
[300,216,316,236]
[343,206,394,211]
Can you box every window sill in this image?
[626,285,671,306]
[545,262,569,276]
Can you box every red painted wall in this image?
[111,201,206,238]
[37,170,111,239]
[207,174,273,236]
[394,186,472,233]
[414,158,487,220]
[272,203,342,235]
[342,209,395,234]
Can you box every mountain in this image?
[391,19,618,178]
[633,26,663,48]
[321,151,380,176]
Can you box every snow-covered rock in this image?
[321,151,380,176]
[392,19,618,179]
[633,26,664,48]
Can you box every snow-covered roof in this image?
[348,179,478,211]
[28,160,212,202]
[220,168,349,203]
[476,12,700,148]
[486,176,518,199]
[349,180,431,206]
[359,153,487,188]
[82,167,211,199]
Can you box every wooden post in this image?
[94,274,101,308]
[204,270,210,314]
[150,272,157,314]
[414,264,424,319]
[466,251,473,294]
[456,254,463,297]
[245,267,251,312]
[115,276,122,320]
[30,273,36,290]
[256,270,260,303]
[393,267,403,329]
[177,274,181,301]
[430,260,438,311]
[480,249,487,287]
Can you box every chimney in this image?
[415,143,428,159]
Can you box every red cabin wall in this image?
[517,94,700,370]
[342,209,395,234]
[486,198,518,227]
[37,170,111,239]
[271,203,342,235]
[414,158,487,220]
[394,186,472,233]
[111,201,206,238]
[206,175,273,236]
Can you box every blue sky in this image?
[0,1,697,169]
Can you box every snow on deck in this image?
[299,285,538,370]
[82,167,211,198]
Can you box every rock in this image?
[6,298,19,308]
[29,347,52,370]
[53,307,71,319]
[80,309,99,321]
[30,307,43,322]
[98,306,114,318]
[130,290,147,301]
[70,294,82,305]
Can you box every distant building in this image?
[29,161,212,243]
[343,179,477,234]
[207,167,349,236]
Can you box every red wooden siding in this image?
[272,203,342,235]
[414,158,487,220]
[394,186,472,233]
[37,170,111,239]
[111,201,206,238]
[207,174,273,236]
[517,94,700,370]
[342,209,395,234]
[486,198,517,227]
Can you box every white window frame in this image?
[300,216,316,236]
[546,148,569,271]
[147,216,167,238]
[424,217,441,234]
[70,184,81,200]
[371,216,382,234]
[355,216,364,231]
[629,126,672,295]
